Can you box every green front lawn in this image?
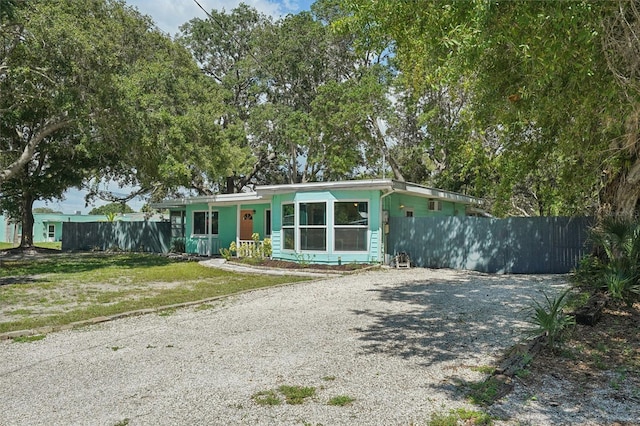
[0,242,61,250]
[0,253,309,334]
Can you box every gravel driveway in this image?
[0,268,568,425]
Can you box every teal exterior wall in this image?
[182,202,271,255]
[384,193,466,218]
[270,189,383,265]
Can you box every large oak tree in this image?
[0,0,227,247]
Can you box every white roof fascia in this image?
[391,181,482,205]
[150,192,266,209]
[256,179,394,195]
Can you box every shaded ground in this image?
[490,301,640,424]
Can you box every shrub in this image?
[527,289,575,351]
[170,238,185,253]
[573,217,640,305]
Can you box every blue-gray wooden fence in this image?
[61,221,172,253]
[387,216,592,274]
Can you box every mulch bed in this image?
[236,258,373,272]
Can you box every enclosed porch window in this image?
[334,201,368,251]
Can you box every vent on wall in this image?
[428,200,442,211]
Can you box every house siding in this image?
[271,189,382,264]
[183,202,271,255]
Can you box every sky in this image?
[34,0,314,214]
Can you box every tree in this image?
[0,0,227,247]
[33,207,62,214]
[88,203,135,216]
[180,2,400,189]
[338,1,632,216]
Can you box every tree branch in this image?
[0,118,70,186]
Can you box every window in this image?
[170,211,185,238]
[334,202,368,251]
[265,209,272,237]
[428,200,442,211]
[192,211,219,235]
[48,224,55,239]
[282,204,295,250]
[299,202,326,251]
[405,209,414,217]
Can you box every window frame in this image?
[281,203,296,251]
[191,210,219,237]
[333,201,369,252]
[47,224,55,239]
[298,201,327,252]
[265,209,272,237]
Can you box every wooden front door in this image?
[240,210,254,240]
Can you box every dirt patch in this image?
[491,301,640,424]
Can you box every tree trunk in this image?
[19,192,35,248]
[600,154,640,219]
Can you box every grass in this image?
[428,408,493,425]
[327,395,355,406]
[0,242,61,250]
[0,253,309,334]
[251,390,281,406]
[277,385,316,405]
[11,334,46,343]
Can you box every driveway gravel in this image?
[1,268,571,425]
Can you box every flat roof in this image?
[151,179,483,209]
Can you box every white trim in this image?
[333,200,369,253]
[191,210,219,237]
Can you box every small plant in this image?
[12,334,46,343]
[470,365,495,374]
[251,390,281,406]
[262,238,272,257]
[158,309,175,317]
[293,252,315,267]
[467,377,500,406]
[322,375,336,381]
[277,385,316,405]
[219,241,236,260]
[170,238,185,253]
[527,289,575,351]
[428,408,493,426]
[328,395,355,406]
[112,419,130,426]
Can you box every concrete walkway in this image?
[198,258,345,277]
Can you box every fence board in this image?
[61,222,171,253]
[387,216,592,274]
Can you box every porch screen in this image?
[334,202,368,251]
[299,202,326,251]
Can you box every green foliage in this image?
[429,408,493,426]
[11,334,46,343]
[327,395,355,406]
[337,0,636,216]
[219,241,236,261]
[89,203,135,216]
[527,289,575,351]
[574,217,640,304]
[32,207,62,214]
[251,390,281,406]
[1,0,228,247]
[277,385,316,405]
[170,238,185,254]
